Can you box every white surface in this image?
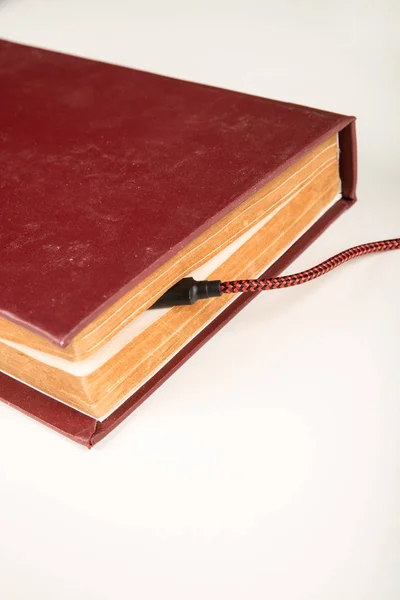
[0,1,399,599]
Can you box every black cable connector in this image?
[150,277,222,309]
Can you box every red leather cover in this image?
[0,39,355,347]
[0,40,357,445]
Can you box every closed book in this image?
[0,39,357,445]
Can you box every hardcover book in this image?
[0,39,357,445]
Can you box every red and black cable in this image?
[220,238,400,294]
[150,238,400,308]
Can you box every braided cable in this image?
[220,238,400,294]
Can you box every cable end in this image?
[150,278,221,309]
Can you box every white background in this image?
[0,1,399,598]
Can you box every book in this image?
[0,39,357,445]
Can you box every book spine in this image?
[339,120,357,205]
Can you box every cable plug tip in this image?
[150,278,221,309]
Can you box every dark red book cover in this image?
[0,40,357,445]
